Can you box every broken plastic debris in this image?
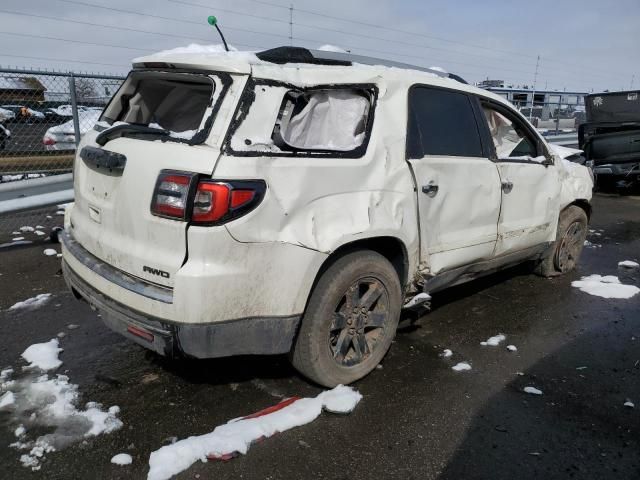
[481,334,506,346]
[403,292,431,308]
[523,386,543,395]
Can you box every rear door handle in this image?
[501,181,513,193]
[422,182,439,197]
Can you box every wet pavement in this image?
[0,193,639,480]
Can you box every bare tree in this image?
[74,78,97,102]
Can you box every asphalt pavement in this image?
[0,193,639,480]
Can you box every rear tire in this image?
[290,250,402,387]
[536,205,588,277]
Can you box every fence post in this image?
[555,100,561,135]
[68,72,81,146]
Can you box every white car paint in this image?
[43,110,101,150]
[62,49,593,330]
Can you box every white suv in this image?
[61,47,593,386]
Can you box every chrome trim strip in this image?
[60,229,174,304]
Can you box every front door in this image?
[479,101,560,256]
[406,86,502,274]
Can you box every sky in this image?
[0,0,638,92]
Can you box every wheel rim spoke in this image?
[359,281,384,310]
[331,312,347,331]
[333,329,352,361]
[367,312,386,328]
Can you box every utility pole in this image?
[529,55,540,121]
[289,4,293,46]
[631,74,635,90]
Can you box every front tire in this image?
[290,250,402,387]
[536,205,588,277]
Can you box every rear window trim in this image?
[96,69,232,146]
[223,78,378,159]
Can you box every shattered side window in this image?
[230,84,373,155]
[482,107,537,159]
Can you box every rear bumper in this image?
[62,258,301,359]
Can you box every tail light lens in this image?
[151,170,265,225]
[43,136,55,146]
[150,172,197,220]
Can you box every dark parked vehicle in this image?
[0,105,45,123]
[0,122,9,150]
[579,90,640,191]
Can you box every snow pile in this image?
[480,334,506,346]
[624,400,635,408]
[9,293,51,311]
[43,249,57,256]
[148,44,260,64]
[1,344,123,471]
[618,260,639,268]
[318,44,348,53]
[571,275,639,299]
[0,391,15,408]
[19,226,35,232]
[524,386,543,395]
[441,349,453,358]
[506,345,518,352]
[22,339,63,371]
[111,453,133,465]
[403,292,431,308]
[451,362,471,372]
[147,385,362,480]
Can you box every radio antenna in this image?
[207,16,229,52]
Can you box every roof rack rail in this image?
[255,46,468,84]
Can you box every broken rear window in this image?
[228,83,375,156]
[98,71,226,143]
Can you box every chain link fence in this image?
[0,68,125,240]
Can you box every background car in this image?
[0,107,16,123]
[0,122,10,150]
[42,109,101,151]
[0,105,45,123]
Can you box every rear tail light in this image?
[151,170,265,225]
[150,172,197,220]
[43,136,55,146]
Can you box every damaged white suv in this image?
[61,46,593,387]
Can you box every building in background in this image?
[0,76,46,103]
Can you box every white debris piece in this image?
[21,339,63,371]
[15,425,26,437]
[403,292,431,308]
[12,237,24,241]
[34,230,45,236]
[9,293,51,311]
[441,349,453,358]
[451,362,471,371]
[481,334,506,346]
[19,226,34,232]
[624,400,635,408]
[618,260,639,268]
[35,225,44,229]
[524,386,543,395]
[112,453,133,465]
[147,385,362,480]
[43,248,58,256]
[1,368,14,380]
[0,391,15,408]
[55,210,65,216]
[506,345,518,352]
[571,275,640,299]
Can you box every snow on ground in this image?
[112,453,133,465]
[147,385,362,480]
[506,345,518,352]
[403,292,431,308]
[571,275,640,299]
[441,349,453,358]
[12,236,24,241]
[9,293,51,311]
[451,362,471,372]
[480,334,506,346]
[618,260,639,268]
[524,386,543,395]
[624,400,635,408]
[19,226,34,232]
[43,249,58,256]
[21,339,62,371]
[1,347,123,471]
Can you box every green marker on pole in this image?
[207,15,229,52]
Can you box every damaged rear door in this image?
[406,85,502,274]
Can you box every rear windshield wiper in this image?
[96,124,169,146]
